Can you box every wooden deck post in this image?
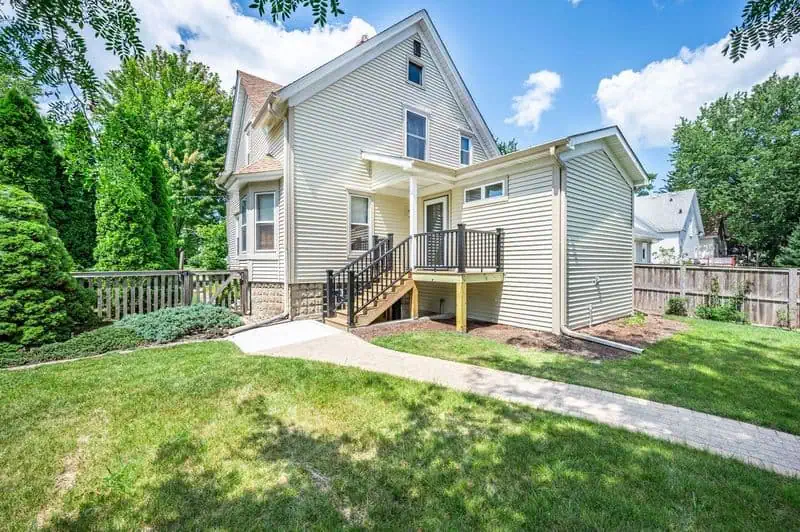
[410,282,419,319]
[456,279,467,333]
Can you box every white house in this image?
[218,10,648,333]
[634,190,709,263]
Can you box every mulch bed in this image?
[352,314,687,360]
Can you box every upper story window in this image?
[406,110,427,160]
[407,60,423,86]
[413,39,422,57]
[350,195,370,251]
[464,180,506,204]
[255,192,275,251]
[460,135,471,166]
[239,196,248,252]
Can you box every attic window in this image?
[413,40,422,57]
[408,60,423,85]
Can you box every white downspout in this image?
[551,146,643,355]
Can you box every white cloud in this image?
[568,0,583,6]
[595,36,800,148]
[86,0,377,90]
[504,70,562,130]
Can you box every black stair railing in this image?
[324,226,504,327]
[325,234,393,320]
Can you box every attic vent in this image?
[678,208,683,214]
[413,39,422,57]
[356,34,370,46]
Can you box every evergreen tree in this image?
[0,185,95,357]
[94,108,172,270]
[0,89,62,216]
[776,226,800,267]
[148,144,178,269]
[56,114,98,268]
[101,47,231,266]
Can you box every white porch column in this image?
[409,175,418,267]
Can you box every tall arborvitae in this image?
[148,144,178,269]
[0,88,62,218]
[58,113,98,268]
[94,108,166,270]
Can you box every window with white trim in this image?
[406,110,427,160]
[460,135,471,165]
[349,195,370,251]
[239,196,248,252]
[255,192,275,250]
[464,180,506,203]
[408,60,423,85]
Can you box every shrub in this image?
[0,185,96,354]
[666,297,688,316]
[3,325,143,368]
[693,277,751,324]
[624,311,647,326]
[776,309,792,330]
[695,305,748,324]
[117,304,243,343]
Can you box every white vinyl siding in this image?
[292,33,489,282]
[373,194,410,242]
[416,163,555,331]
[565,150,634,328]
[230,181,285,283]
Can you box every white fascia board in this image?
[278,12,425,106]
[361,151,414,170]
[231,170,282,188]
[568,126,648,184]
[223,75,244,173]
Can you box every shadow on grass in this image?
[50,381,800,530]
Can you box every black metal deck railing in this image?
[324,225,503,326]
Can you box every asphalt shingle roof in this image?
[634,190,697,233]
[237,70,282,119]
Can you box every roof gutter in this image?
[550,145,643,355]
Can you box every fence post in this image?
[790,269,799,328]
[457,224,466,273]
[239,269,250,315]
[325,269,335,318]
[679,264,687,298]
[495,228,504,272]
[181,271,193,307]
[347,269,356,327]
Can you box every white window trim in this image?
[238,186,279,259]
[407,56,424,88]
[348,193,373,256]
[403,107,429,161]
[239,194,248,253]
[463,179,507,207]
[254,191,276,252]
[460,134,472,166]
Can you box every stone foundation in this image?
[290,283,325,319]
[250,282,285,320]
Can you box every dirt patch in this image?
[353,314,687,360]
[36,435,91,527]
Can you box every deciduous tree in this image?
[668,74,800,263]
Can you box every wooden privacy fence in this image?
[72,270,250,321]
[634,265,800,328]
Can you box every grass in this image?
[372,318,800,435]
[1,341,799,529]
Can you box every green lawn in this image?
[1,341,799,529]
[372,318,800,435]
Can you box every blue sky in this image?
[260,0,751,184]
[106,0,800,188]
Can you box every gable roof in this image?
[237,70,282,119]
[635,190,704,234]
[255,9,499,158]
[634,216,661,241]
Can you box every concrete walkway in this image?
[232,321,800,477]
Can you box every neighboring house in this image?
[218,10,648,333]
[633,216,661,264]
[634,190,707,263]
